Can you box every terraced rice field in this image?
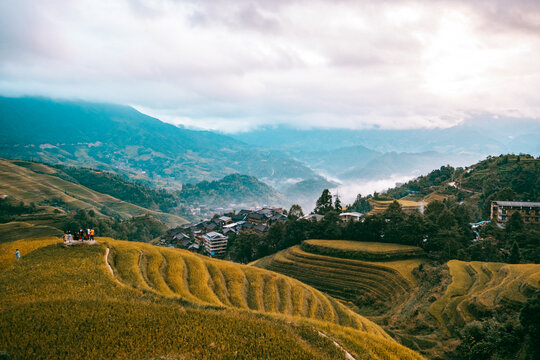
[368,199,423,214]
[302,239,424,261]
[1,237,425,360]
[253,242,424,310]
[102,238,388,336]
[429,260,540,336]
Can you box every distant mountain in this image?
[179,173,284,208]
[283,176,338,210]
[341,151,483,180]
[292,145,381,176]
[0,97,316,187]
[230,119,540,155]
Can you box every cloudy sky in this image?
[1,0,539,132]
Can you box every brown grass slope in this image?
[0,159,187,231]
[429,260,540,336]
[253,240,540,358]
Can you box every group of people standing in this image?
[63,228,95,243]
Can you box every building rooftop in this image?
[493,201,540,207]
[339,212,363,217]
[204,231,227,240]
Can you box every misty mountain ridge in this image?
[229,119,540,155]
[0,96,316,189]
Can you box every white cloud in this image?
[1,0,540,131]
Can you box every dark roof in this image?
[206,223,218,230]
[242,221,254,228]
[180,239,191,247]
[271,213,287,221]
[248,212,265,220]
[254,224,268,232]
[238,209,251,216]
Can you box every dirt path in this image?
[105,247,114,276]
[318,331,356,360]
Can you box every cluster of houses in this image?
[159,207,288,257]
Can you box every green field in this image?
[0,237,424,359]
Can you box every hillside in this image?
[0,237,424,360]
[0,97,316,188]
[179,173,284,207]
[0,159,188,241]
[253,240,540,358]
[384,154,540,217]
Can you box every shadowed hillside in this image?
[253,239,540,358]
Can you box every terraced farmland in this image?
[103,238,385,334]
[253,241,424,312]
[368,199,423,214]
[302,239,425,261]
[429,260,540,336]
[0,159,187,228]
[0,237,425,360]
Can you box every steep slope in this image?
[253,241,424,314]
[384,154,540,217]
[0,238,424,360]
[429,260,540,336]
[0,96,316,187]
[0,159,188,232]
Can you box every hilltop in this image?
[253,239,540,359]
[0,237,424,360]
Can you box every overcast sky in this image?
[1,0,540,132]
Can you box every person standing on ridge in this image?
[15,249,20,261]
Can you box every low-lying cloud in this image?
[1,0,540,132]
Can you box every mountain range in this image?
[2,96,539,211]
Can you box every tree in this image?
[334,195,342,212]
[352,194,371,213]
[288,204,304,220]
[506,211,524,233]
[509,241,521,264]
[314,189,333,215]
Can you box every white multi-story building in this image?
[203,231,228,257]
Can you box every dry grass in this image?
[253,245,417,316]
[0,237,425,359]
[429,260,540,336]
[0,159,187,227]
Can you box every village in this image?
[159,207,287,257]
[159,204,366,258]
[159,199,540,259]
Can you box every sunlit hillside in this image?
[0,237,424,360]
